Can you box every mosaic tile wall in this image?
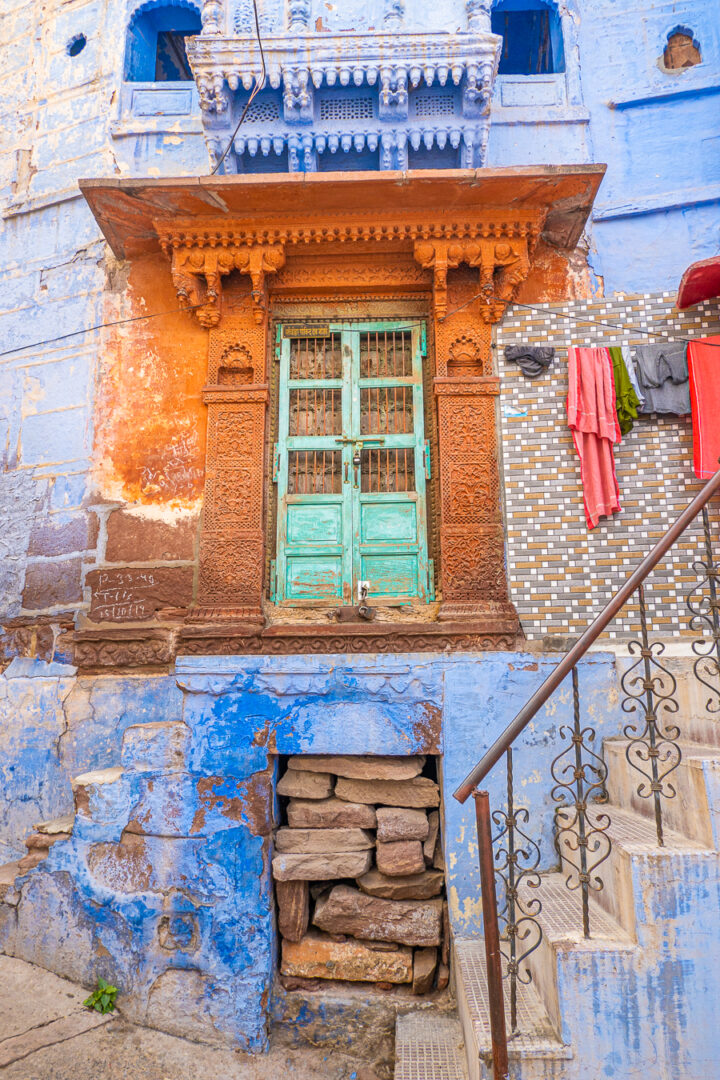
[494,293,720,639]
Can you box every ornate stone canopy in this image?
[80,166,603,658]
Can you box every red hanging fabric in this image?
[567,346,622,529]
[688,336,720,479]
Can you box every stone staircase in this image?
[394,701,720,1079]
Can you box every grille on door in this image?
[289,388,343,436]
[289,335,342,380]
[360,330,413,378]
[361,447,416,493]
[360,385,414,435]
[288,450,342,495]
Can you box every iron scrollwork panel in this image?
[491,747,543,1033]
[621,583,682,847]
[551,667,611,938]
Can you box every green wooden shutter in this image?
[274,322,430,604]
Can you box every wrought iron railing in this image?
[454,466,720,1080]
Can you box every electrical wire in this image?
[0,304,204,361]
[1,289,718,363]
[210,0,266,175]
[508,299,720,346]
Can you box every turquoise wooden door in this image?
[274,322,431,605]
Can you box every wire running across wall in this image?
[210,0,267,175]
[2,291,719,363]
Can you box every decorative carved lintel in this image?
[414,236,531,322]
[169,242,286,326]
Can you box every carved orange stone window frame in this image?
[159,217,538,646]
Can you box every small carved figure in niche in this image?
[663,30,701,70]
[217,345,254,385]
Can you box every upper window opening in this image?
[67,34,87,57]
[125,1,202,82]
[491,0,565,75]
[663,28,702,71]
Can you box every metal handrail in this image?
[453,464,720,804]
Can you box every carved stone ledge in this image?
[180,620,519,657]
[72,628,175,671]
[434,376,500,396]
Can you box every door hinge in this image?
[424,441,431,479]
[272,443,280,482]
[420,323,427,357]
[428,558,435,601]
[270,559,277,603]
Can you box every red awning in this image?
[677,255,720,310]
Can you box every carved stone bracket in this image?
[167,241,286,327]
[414,235,531,322]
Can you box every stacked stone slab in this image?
[272,755,448,995]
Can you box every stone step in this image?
[645,657,720,749]
[604,737,720,848]
[454,940,572,1080]
[519,872,636,1035]
[557,802,713,936]
[394,1011,468,1080]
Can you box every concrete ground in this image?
[0,956,380,1080]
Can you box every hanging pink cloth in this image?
[688,335,720,479]
[567,346,622,529]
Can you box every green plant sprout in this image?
[83,976,118,1014]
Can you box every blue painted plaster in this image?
[197,0,719,293]
[2,651,615,1050]
[0,661,183,860]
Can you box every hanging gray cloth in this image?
[504,345,555,378]
[633,342,690,415]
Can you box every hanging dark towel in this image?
[504,345,555,378]
[633,343,690,415]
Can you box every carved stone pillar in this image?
[164,238,286,624]
[414,235,532,624]
[196,329,268,624]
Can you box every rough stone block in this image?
[281,931,412,983]
[412,947,437,994]
[277,770,334,800]
[121,721,190,772]
[376,840,426,877]
[433,834,445,871]
[106,510,197,562]
[86,567,193,622]
[287,797,376,829]
[71,767,125,821]
[287,755,426,781]
[275,828,375,854]
[376,808,429,842]
[335,776,439,808]
[28,514,97,557]
[22,557,83,609]
[436,961,450,991]
[424,810,439,863]
[276,879,310,943]
[313,885,443,947]
[146,969,232,1047]
[357,868,444,900]
[272,851,372,882]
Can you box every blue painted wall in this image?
[0,650,619,1051]
[205,0,720,293]
[0,657,183,861]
